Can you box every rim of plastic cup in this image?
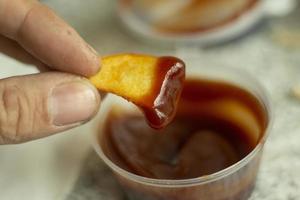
[91,64,273,188]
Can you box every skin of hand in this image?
[0,0,101,144]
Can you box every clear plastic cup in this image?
[91,59,272,200]
[117,0,296,46]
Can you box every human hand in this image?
[0,0,101,144]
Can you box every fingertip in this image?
[15,2,101,77]
[82,77,102,112]
[84,47,101,77]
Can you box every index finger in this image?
[0,0,100,77]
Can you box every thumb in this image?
[0,72,100,144]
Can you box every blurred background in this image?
[0,0,300,199]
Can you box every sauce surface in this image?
[101,79,267,179]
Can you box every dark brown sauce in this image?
[141,56,185,129]
[101,79,267,179]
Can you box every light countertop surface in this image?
[0,0,300,199]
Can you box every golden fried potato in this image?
[89,54,185,129]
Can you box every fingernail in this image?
[50,81,99,126]
[86,44,101,75]
[86,43,98,56]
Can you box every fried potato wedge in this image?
[89,54,185,129]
